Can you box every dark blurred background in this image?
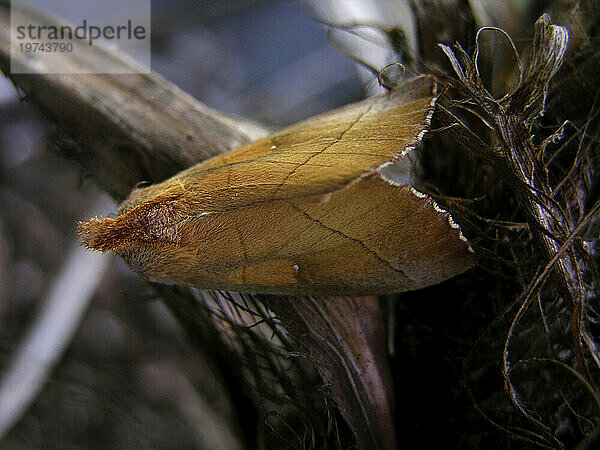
[151,0,363,126]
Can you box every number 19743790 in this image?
[18,42,73,53]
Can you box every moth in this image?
[79,75,475,295]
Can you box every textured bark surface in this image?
[263,295,396,449]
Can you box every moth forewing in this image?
[79,75,475,295]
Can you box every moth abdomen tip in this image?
[77,216,128,253]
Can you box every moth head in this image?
[78,182,187,253]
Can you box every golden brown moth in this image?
[79,75,475,295]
